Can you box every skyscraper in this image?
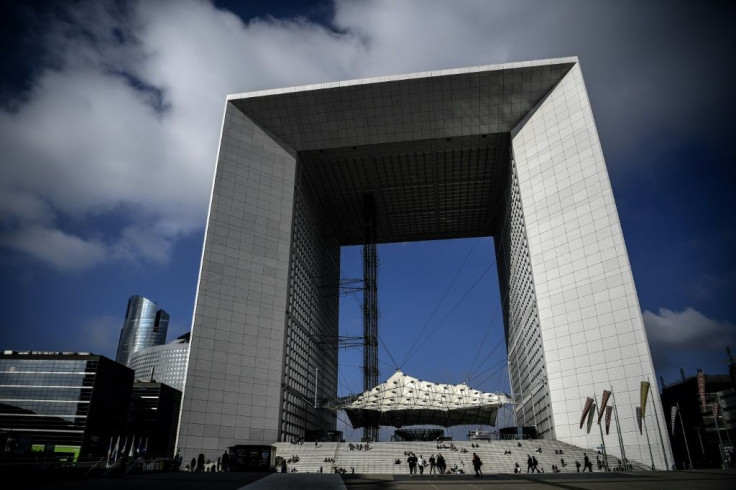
[115,295,169,367]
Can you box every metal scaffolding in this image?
[362,193,379,442]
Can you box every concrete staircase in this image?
[274,439,647,475]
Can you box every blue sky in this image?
[1,0,734,441]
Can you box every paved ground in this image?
[13,469,736,489]
[341,470,736,489]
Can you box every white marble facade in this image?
[176,58,672,469]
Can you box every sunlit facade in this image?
[178,58,672,469]
[128,333,189,391]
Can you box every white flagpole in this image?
[712,404,726,468]
[594,393,610,471]
[112,435,120,461]
[677,402,693,469]
[611,387,627,469]
[647,380,670,470]
[643,409,655,470]
[129,436,136,457]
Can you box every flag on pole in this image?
[640,381,650,418]
[129,436,136,457]
[697,371,706,412]
[107,436,113,462]
[121,436,128,458]
[586,402,596,434]
[580,397,594,429]
[605,406,613,435]
[112,435,120,461]
[598,390,611,424]
[670,405,678,436]
[636,406,643,434]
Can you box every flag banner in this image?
[713,403,719,418]
[598,390,612,424]
[641,381,650,418]
[605,406,613,435]
[586,402,596,434]
[107,436,113,462]
[112,435,120,461]
[670,405,678,436]
[697,372,706,412]
[580,397,594,429]
[636,406,643,434]
[129,436,136,457]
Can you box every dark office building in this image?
[0,351,133,461]
[128,381,182,458]
[661,369,735,469]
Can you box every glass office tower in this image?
[115,295,169,367]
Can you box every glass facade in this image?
[115,295,169,367]
[128,381,182,457]
[128,337,189,392]
[0,352,133,461]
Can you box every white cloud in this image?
[0,0,730,270]
[0,226,107,271]
[643,307,736,375]
[643,307,735,349]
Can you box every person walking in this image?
[584,453,592,472]
[532,455,539,473]
[281,458,287,473]
[472,452,483,478]
[575,460,581,472]
[407,453,417,476]
[437,453,446,475]
[527,454,533,473]
[429,454,436,475]
[418,455,426,475]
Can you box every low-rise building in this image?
[128,333,189,392]
[0,351,133,462]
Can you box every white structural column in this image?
[510,63,673,468]
[176,103,297,462]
